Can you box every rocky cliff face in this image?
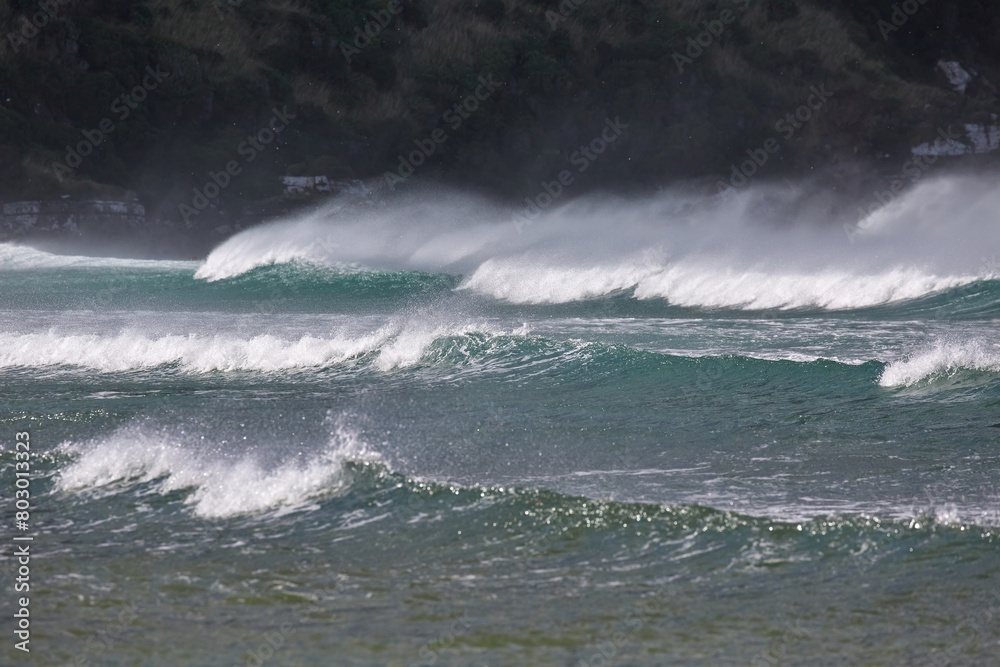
[1,0,998,233]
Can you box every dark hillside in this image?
[1,0,997,234]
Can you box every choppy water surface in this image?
[2,180,999,665]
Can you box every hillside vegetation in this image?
[1,0,998,229]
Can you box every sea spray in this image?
[194,177,1000,311]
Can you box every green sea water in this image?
[2,184,999,666]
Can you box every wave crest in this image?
[879,340,1000,387]
[194,178,1000,310]
[462,260,976,309]
[0,322,524,374]
[55,421,375,518]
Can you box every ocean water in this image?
[2,178,999,666]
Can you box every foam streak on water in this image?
[0,243,197,271]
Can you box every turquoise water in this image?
[2,184,1000,665]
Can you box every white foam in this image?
[192,239,360,281]
[459,256,663,304]
[55,422,374,518]
[193,177,1000,310]
[0,321,522,373]
[0,243,197,271]
[0,329,393,373]
[633,265,974,310]
[194,194,513,281]
[373,322,513,371]
[879,340,1000,387]
[463,260,976,309]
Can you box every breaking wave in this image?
[0,322,525,374]
[461,259,976,309]
[193,177,1000,311]
[54,421,375,519]
[879,340,1000,387]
